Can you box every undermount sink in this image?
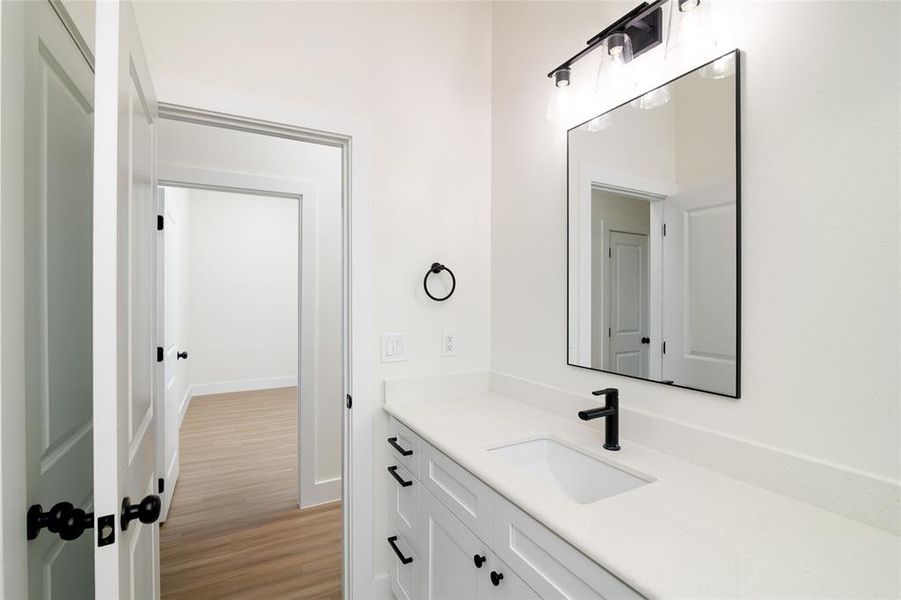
[488,437,651,504]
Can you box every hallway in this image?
[160,387,342,599]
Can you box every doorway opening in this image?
[154,118,345,598]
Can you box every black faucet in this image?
[578,388,620,451]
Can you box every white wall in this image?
[180,188,298,391]
[492,1,900,481]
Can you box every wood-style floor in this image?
[160,387,342,599]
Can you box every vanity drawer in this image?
[387,529,420,600]
[387,461,420,551]
[388,418,421,479]
[491,495,643,600]
[420,441,494,541]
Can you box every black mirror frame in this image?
[565,48,742,399]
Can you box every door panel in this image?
[24,1,94,597]
[662,184,736,395]
[159,189,181,521]
[93,1,160,596]
[607,231,649,378]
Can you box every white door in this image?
[607,231,649,377]
[93,1,161,597]
[662,184,737,395]
[421,490,492,600]
[23,1,95,597]
[157,187,183,522]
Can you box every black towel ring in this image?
[423,262,455,302]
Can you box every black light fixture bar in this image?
[546,0,668,80]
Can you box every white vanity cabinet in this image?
[385,416,642,600]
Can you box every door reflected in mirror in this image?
[567,50,740,397]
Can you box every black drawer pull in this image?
[387,466,413,488]
[387,436,413,457]
[387,536,413,565]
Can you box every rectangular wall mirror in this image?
[567,50,740,398]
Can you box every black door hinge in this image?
[662,341,667,354]
[608,247,611,258]
[663,223,667,236]
[157,215,164,231]
[156,347,164,362]
[346,394,352,409]
[158,478,165,494]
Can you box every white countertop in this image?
[384,392,901,599]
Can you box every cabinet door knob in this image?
[490,571,504,586]
[473,554,486,568]
[177,351,188,360]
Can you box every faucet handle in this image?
[592,388,618,397]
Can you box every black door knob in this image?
[58,508,94,541]
[641,337,650,344]
[27,501,74,540]
[177,351,188,360]
[490,571,504,586]
[121,495,162,531]
[473,554,486,568]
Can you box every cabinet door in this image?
[388,530,420,600]
[488,557,540,600]
[422,489,492,600]
[491,496,642,599]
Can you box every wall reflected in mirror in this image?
[567,51,739,397]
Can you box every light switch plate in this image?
[381,333,408,363]
[441,330,456,357]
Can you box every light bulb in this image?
[553,68,572,88]
[630,86,671,110]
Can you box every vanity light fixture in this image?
[678,0,701,12]
[546,0,666,90]
[552,68,572,88]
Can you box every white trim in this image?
[160,450,179,523]
[190,376,298,398]
[570,164,676,370]
[177,387,191,429]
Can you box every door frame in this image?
[571,165,675,375]
[155,165,336,511]
[155,102,374,599]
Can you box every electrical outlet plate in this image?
[381,333,408,363]
[441,330,456,357]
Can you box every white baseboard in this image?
[489,371,901,535]
[190,375,298,398]
[299,476,341,509]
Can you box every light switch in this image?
[381,333,408,363]
[441,330,456,357]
